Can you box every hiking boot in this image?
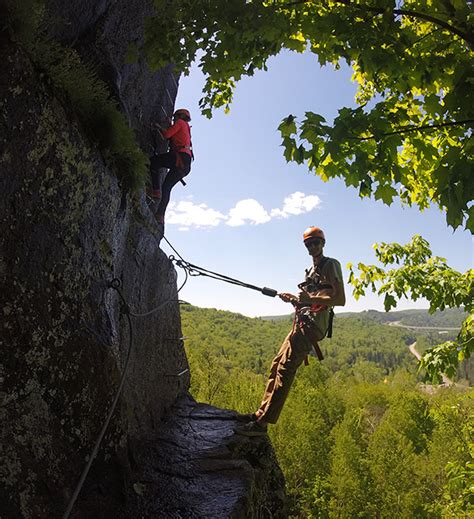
[235,412,259,423]
[234,420,268,437]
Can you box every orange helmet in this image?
[303,226,325,242]
[174,108,191,121]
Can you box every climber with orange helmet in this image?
[150,108,194,224]
[235,226,345,437]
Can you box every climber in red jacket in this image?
[150,108,193,224]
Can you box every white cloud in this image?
[271,191,322,218]
[166,201,227,229]
[166,192,321,229]
[226,199,271,227]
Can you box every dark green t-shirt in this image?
[306,257,344,340]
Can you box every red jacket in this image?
[162,119,192,157]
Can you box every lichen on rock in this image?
[1,1,287,517]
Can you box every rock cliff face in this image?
[1,1,286,518]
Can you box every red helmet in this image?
[174,108,191,121]
[303,226,325,242]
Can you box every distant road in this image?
[408,341,453,386]
[388,321,459,331]
[408,341,422,361]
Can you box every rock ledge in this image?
[127,396,287,518]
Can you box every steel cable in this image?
[63,270,187,518]
[64,213,275,516]
[63,280,133,519]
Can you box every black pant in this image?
[150,152,191,217]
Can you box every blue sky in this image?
[160,50,472,317]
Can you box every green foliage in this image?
[3,0,148,190]
[183,304,473,517]
[443,459,474,515]
[348,235,472,312]
[425,397,474,516]
[340,307,467,329]
[143,0,474,231]
[348,235,474,382]
[329,421,373,518]
[421,314,474,383]
[181,305,417,378]
[147,0,473,379]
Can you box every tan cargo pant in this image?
[257,328,313,424]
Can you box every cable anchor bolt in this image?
[108,278,121,290]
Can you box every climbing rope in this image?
[169,256,278,298]
[128,268,188,317]
[140,217,278,301]
[160,229,186,262]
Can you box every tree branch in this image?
[349,119,474,141]
[277,0,474,49]
[388,8,473,49]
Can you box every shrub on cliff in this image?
[2,0,149,191]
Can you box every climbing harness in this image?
[175,144,193,153]
[291,302,334,363]
[291,256,336,362]
[151,75,190,185]
[174,150,192,180]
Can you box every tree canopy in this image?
[143,0,474,231]
[349,234,473,381]
[142,1,473,377]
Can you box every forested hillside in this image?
[181,306,468,378]
[258,307,473,385]
[265,307,467,328]
[182,305,473,518]
[342,308,467,328]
